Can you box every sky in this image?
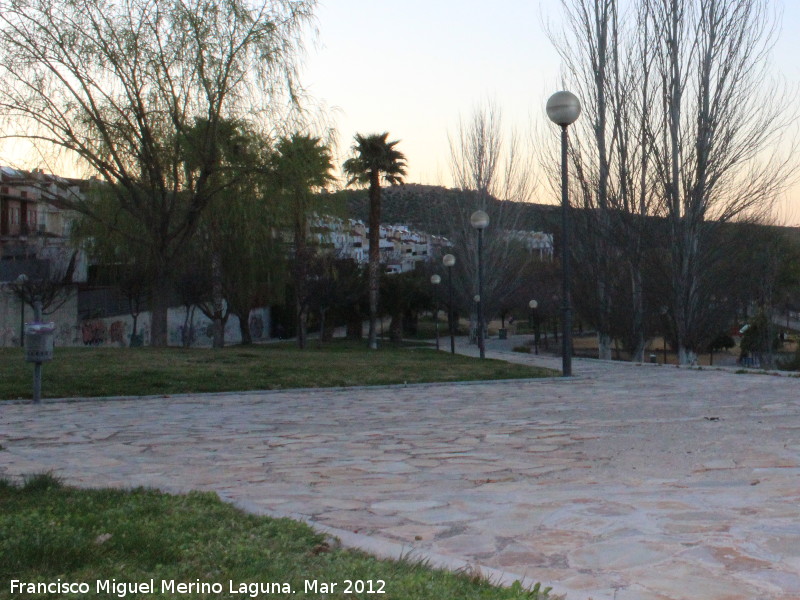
[1,0,797,221]
[302,0,800,222]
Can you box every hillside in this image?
[336,184,561,234]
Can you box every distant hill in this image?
[336,183,561,234]
[332,183,800,249]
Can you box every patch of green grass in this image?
[381,321,469,341]
[0,341,555,400]
[0,481,554,600]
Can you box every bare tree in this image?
[0,0,316,346]
[550,0,660,362]
[647,0,794,363]
[550,0,795,364]
[9,252,78,319]
[443,101,540,334]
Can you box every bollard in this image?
[24,322,55,403]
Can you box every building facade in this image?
[308,214,451,273]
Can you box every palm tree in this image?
[273,134,335,349]
[343,133,407,349]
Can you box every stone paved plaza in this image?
[2,349,800,600]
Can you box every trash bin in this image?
[649,353,657,364]
[498,328,508,340]
[24,322,55,363]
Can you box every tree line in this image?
[548,0,797,365]
[2,0,796,363]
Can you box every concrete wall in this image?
[0,285,271,347]
[0,285,78,348]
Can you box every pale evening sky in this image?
[1,0,797,221]
[302,0,800,222]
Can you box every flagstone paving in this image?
[2,349,800,600]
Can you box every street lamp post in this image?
[430,274,441,351]
[15,274,28,347]
[547,91,581,377]
[529,299,539,355]
[470,210,489,359]
[443,254,456,354]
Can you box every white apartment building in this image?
[307,215,451,273]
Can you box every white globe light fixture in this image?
[546,91,582,126]
[470,210,490,230]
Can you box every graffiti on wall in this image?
[79,319,127,346]
[81,319,107,345]
[3,304,262,347]
[109,320,126,345]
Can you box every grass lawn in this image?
[0,475,552,600]
[0,340,555,400]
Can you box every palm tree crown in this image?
[342,132,407,186]
[274,133,335,193]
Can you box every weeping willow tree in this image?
[0,0,317,345]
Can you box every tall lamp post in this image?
[547,91,581,377]
[430,274,441,350]
[443,254,456,354]
[529,299,539,354]
[470,210,489,359]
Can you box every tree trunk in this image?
[594,5,613,362]
[296,297,307,349]
[367,170,382,350]
[319,308,332,342]
[598,332,613,361]
[389,312,402,343]
[294,208,309,350]
[211,249,225,348]
[346,315,363,340]
[182,304,194,348]
[630,265,646,362]
[238,311,252,345]
[403,309,418,337]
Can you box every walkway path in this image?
[2,349,799,600]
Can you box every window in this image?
[10,207,19,225]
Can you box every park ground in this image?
[2,342,800,600]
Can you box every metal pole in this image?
[433,292,440,351]
[477,229,485,359]
[534,310,540,355]
[33,363,42,404]
[33,300,42,404]
[560,124,573,377]
[20,301,25,347]
[448,267,455,354]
